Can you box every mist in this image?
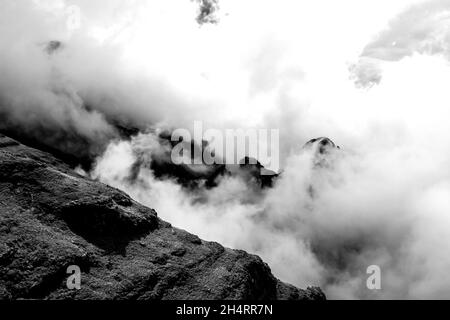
[1,0,450,299]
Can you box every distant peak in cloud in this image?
[304,137,339,154]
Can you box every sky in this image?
[2,0,450,299]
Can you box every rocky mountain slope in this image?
[0,133,325,300]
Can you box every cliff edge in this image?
[0,133,325,300]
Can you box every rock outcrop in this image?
[304,137,340,169]
[0,133,325,300]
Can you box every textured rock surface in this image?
[0,134,325,300]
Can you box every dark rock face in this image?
[0,134,325,300]
[236,157,278,188]
[131,131,278,190]
[304,137,339,155]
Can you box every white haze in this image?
[1,0,450,299]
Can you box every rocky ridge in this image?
[0,133,325,300]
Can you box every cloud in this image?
[0,0,233,162]
[92,104,450,299]
[352,0,450,87]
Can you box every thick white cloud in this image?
[352,0,450,87]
